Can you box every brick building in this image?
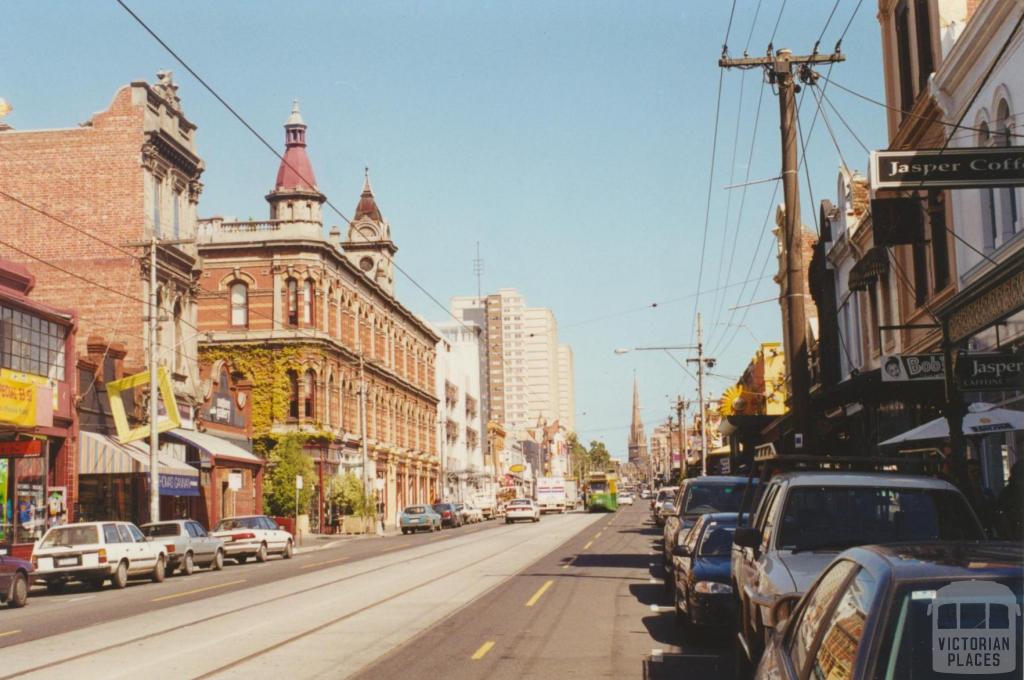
[196,102,439,530]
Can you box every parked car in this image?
[651,486,678,526]
[210,515,294,564]
[732,471,986,674]
[400,505,442,533]
[671,512,743,632]
[505,498,541,523]
[755,541,1023,680]
[141,520,225,575]
[32,521,169,592]
[432,503,463,528]
[619,492,634,506]
[457,503,484,524]
[663,476,754,582]
[0,547,33,608]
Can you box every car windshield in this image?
[431,504,449,512]
[214,517,261,531]
[777,487,984,552]
[404,506,427,515]
[683,483,749,515]
[877,577,1023,680]
[510,500,531,506]
[698,522,737,556]
[656,488,677,502]
[141,523,181,537]
[40,525,99,547]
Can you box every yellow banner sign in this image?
[0,376,36,427]
[107,367,181,444]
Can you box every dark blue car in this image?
[671,512,742,631]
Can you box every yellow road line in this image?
[0,630,21,638]
[583,540,593,550]
[525,579,554,607]
[300,556,349,570]
[151,579,246,603]
[594,531,602,538]
[471,640,495,660]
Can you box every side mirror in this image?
[733,526,761,549]
[770,592,802,627]
[672,544,691,558]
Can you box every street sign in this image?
[871,147,1024,190]
[882,354,945,382]
[295,475,303,490]
[955,352,1024,392]
[0,439,42,456]
[228,472,243,491]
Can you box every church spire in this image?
[628,374,648,464]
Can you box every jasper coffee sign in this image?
[871,147,1024,190]
[955,352,1024,392]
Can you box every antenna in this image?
[473,241,484,301]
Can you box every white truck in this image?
[535,476,567,514]
[471,491,498,520]
[564,478,580,511]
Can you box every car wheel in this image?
[236,555,248,565]
[111,561,129,589]
[87,577,105,591]
[152,555,166,583]
[256,543,268,563]
[212,549,224,571]
[7,572,28,608]
[674,589,689,629]
[45,580,66,595]
[505,519,511,524]
[401,528,408,535]
[181,551,195,575]
[283,540,293,559]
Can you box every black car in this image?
[671,512,742,631]
[755,541,1024,680]
[431,503,463,528]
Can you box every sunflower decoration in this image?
[720,384,757,416]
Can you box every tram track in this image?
[0,522,533,680]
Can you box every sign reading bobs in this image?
[871,147,1024,190]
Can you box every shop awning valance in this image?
[79,430,199,496]
[848,247,890,291]
[162,428,263,466]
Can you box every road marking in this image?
[66,595,96,603]
[594,531,602,539]
[299,556,349,570]
[0,630,21,639]
[525,579,554,607]
[561,557,575,570]
[582,540,593,550]
[471,640,495,660]
[151,579,246,603]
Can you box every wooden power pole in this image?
[719,47,844,452]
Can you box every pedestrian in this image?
[995,461,1023,540]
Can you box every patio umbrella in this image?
[880,404,1024,446]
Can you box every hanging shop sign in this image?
[0,376,36,428]
[508,463,525,474]
[0,439,42,456]
[107,367,182,444]
[955,352,1024,392]
[881,354,946,382]
[871,147,1024,191]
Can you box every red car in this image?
[0,548,34,608]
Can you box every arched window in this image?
[172,301,183,373]
[230,282,248,327]
[287,279,298,327]
[995,99,1019,239]
[304,369,316,419]
[303,279,315,326]
[327,373,336,428]
[979,121,998,251]
[287,370,299,419]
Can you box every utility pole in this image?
[686,314,713,476]
[675,395,687,478]
[720,47,845,453]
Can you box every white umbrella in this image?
[880,403,1024,446]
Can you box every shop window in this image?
[288,370,299,419]
[230,282,248,327]
[303,280,315,326]
[304,369,316,419]
[287,278,299,327]
[13,456,45,544]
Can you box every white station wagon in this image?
[210,515,294,563]
[32,521,169,593]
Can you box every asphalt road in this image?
[351,503,734,680]
[0,516,505,650]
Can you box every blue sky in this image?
[2,1,889,459]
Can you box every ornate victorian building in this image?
[196,103,439,529]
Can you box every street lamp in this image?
[614,313,714,476]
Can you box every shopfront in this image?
[0,260,77,559]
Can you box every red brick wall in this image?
[0,86,147,369]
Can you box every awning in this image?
[79,431,199,497]
[848,247,890,291]
[163,428,264,466]
[880,405,1024,446]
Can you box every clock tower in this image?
[342,168,397,295]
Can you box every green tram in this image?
[586,472,618,512]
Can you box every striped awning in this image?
[79,431,199,480]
